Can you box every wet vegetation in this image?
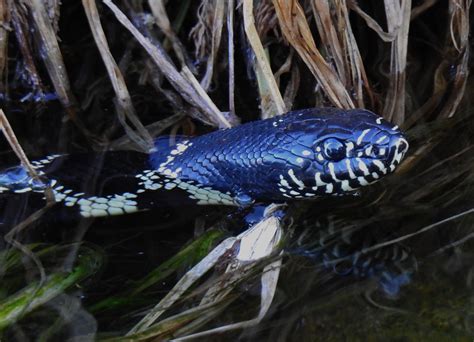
[0,0,473,340]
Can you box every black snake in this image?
[0,108,409,218]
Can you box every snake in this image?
[0,108,409,219]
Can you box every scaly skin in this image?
[0,108,408,218]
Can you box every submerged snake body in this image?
[0,108,408,218]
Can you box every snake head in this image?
[274,108,409,198]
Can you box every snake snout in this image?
[385,135,409,172]
[397,138,409,155]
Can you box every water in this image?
[1,0,473,340]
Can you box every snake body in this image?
[0,108,408,218]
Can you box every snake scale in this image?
[0,108,409,219]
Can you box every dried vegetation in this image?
[0,0,473,340]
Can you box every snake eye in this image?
[322,138,346,161]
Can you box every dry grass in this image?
[0,0,473,340]
[1,0,470,137]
